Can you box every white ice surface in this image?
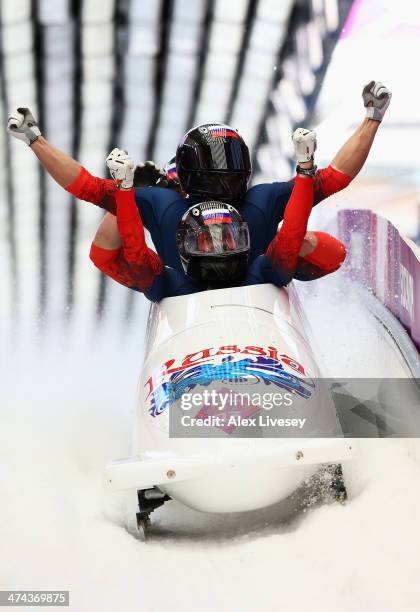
[295,270,411,379]
[1,277,420,612]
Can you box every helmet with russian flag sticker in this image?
[163,156,178,182]
[176,201,250,286]
[176,123,251,202]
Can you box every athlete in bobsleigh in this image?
[74,127,334,299]
[6,80,392,297]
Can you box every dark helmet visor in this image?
[185,171,249,201]
[180,142,251,173]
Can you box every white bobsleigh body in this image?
[106,284,355,513]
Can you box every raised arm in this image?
[6,107,117,213]
[303,81,393,204]
[330,118,380,178]
[330,80,392,177]
[267,129,316,280]
[90,149,163,292]
[7,107,80,186]
[31,137,81,187]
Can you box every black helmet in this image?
[176,201,250,287]
[176,124,252,201]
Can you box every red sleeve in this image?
[89,188,164,292]
[65,166,118,215]
[313,164,352,204]
[266,174,314,276]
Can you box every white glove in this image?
[106,148,134,189]
[362,81,392,122]
[292,127,317,163]
[6,107,41,145]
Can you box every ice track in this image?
[1,271,420,612]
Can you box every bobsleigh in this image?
[105,283,355,537]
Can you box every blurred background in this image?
[0,0,353,335]
[1,0,419,334]
[1,0,418,334]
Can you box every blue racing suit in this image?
[67,165,352,300]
